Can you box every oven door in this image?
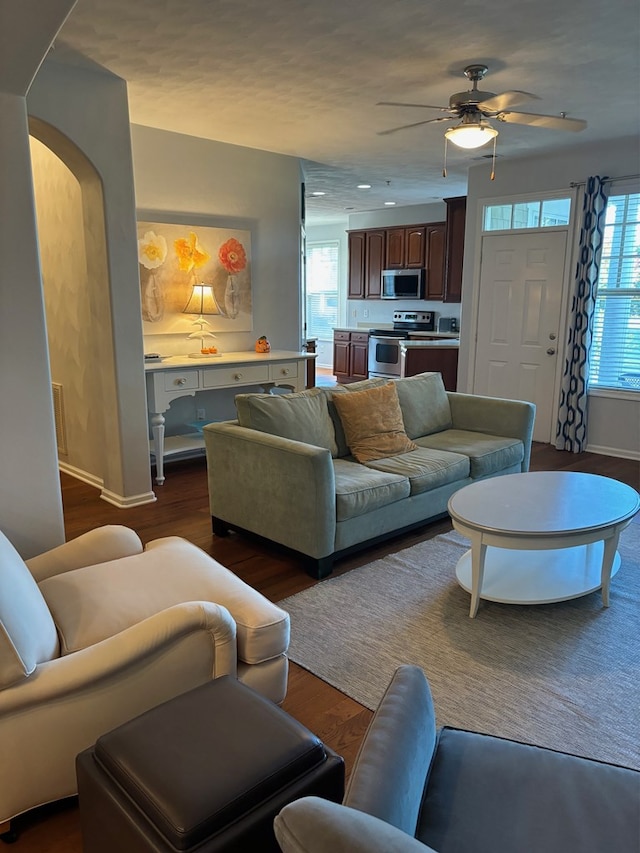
[368,335,405,378]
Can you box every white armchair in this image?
[0,525,290,832]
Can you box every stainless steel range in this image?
[368,310,436,379]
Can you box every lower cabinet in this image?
[403,347,459,391]
[333,330,369,383]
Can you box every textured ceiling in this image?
[51,0,639,224]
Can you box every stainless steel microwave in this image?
[381,268,425,300]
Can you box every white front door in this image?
[474,231,568,442]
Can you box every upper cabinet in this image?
[365,230,385,298]
[348,231,366,298]
[347,199,465,302]
[385,226,426,269]
[348,229,386,299]
[443,196,466,303]
[425,222,446,300]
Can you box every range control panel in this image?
[392,310,435,331]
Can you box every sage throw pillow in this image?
[394,371,453,439]
[332,381,418,463]
[235,387,338,456]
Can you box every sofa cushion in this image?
[275,797,435,853]
[365,447,470,496]
[393,372,453,439]
[39,538,288,665]
[332,382,418,463]
[415,429,524,478]
[328,377,389,458]
[418,727,640,853]
[235,387,338,457]
[333,459,410,521]
[0,530,59,688]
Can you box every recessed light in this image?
[311,191,326,196]
[357,184,372,189]
[384,201,396,206]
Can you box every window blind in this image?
[589,192,640,391]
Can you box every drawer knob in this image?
[234,373,243,381]
[176,377,187,386]
[281,368,290,375]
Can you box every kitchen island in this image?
[401,339,459,390]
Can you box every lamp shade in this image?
[445,123,498,150]
[183,284,221,315]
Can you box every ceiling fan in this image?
[377,64,587,149]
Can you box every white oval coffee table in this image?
[447,472,639,618]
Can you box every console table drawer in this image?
[203,364,270,388]
[163,370,200,392]
[269,362,299,382]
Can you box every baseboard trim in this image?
[58,461,103,489]
[100,488,157,508]
[585,443,640,462]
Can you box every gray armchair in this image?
[275,666,639,853]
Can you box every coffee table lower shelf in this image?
[455,540,621,606]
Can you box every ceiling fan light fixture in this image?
[445,122,498,149]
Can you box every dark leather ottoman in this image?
[76,676,344,852]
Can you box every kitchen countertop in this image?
[401,339,460,348]
[407,332,460,339]
[335,326,459,339]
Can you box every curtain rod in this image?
[569,173,640,188]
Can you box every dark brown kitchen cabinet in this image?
[365,230,385,298]
[443,196,466,303]
[425,222,446,300]
[333,330,369,383]
[348,230,385,299]
[385,226,426,269]
[348,232,366,298]
[403,346,459,391]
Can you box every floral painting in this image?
[137,221,253,334]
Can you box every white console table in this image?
[145,350,315,484]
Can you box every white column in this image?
[0,92,65,556]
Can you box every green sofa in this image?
[203,373,535,578]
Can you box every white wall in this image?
[27,61,156,509]
[461,135,640,459]
[132,125,303,428]
[30,137,106,481]
[0,0,77,556]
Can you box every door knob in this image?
[546,348,556,355]
[549,332,556,340]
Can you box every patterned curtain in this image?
[555,175,609,452]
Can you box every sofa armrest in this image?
[26,525,144,582]
[344,665,436,836]
[203,421,337,560]
[447,392,536,471]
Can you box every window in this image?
[306,242,339,340]
[589,191,640,392]
[483,197,571,231]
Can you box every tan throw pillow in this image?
[332,382,418,463]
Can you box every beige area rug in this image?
[279,524,640,770]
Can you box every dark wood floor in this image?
[8,443,639,851]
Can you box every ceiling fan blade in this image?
[377,101,451,111]
[377,116,455,136]
[480,90,540,112]
[497,110,587,132]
